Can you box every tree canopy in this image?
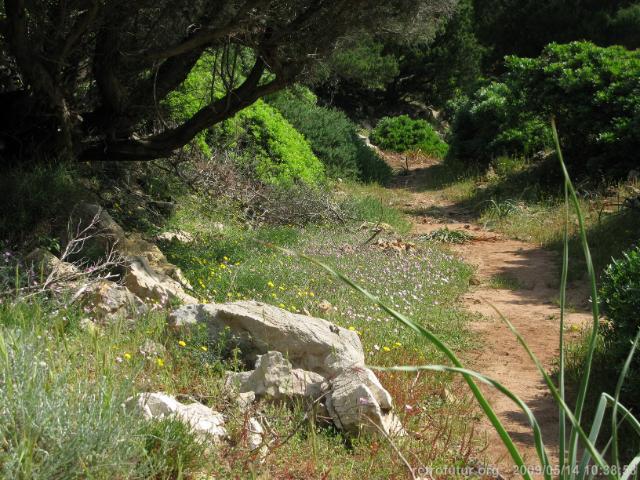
[0,0,455,164]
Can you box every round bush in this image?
[371,115,448,158]
[600,245,640,340]
[268,88,391,183]
[449,41,640,176]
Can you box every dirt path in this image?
[387,157,592,477]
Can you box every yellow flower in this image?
[279,303,286,308]
[279,286,285,291]
[394,342,402,347]
[219,263,227,269]
[156,358,165,367]
[348,326,356,331]
[223,256,229,261]
[309,292,315,297]
[267,281,275,288]
[200,346,208,352]
[178,340,186,347]
[382,346,391,352]
[124,352,131,360]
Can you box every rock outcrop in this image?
[124,256,197,306]
[26,248,79,280]
[72,203,197,306]
[125,392,227,443]
[80,279,147,321]
[325,366,403,436]
[169,300,364,377]
[170,301,403,437]
[226,351,325,403]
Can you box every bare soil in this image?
[387,156,592,478]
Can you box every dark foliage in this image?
[449,42,640,176]
[0,0,452,164]
[371,115,448,158]
[474,0,640,70]
[268,88,391,183]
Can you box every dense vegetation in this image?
[449,42,640,176]
[2,0,640,476]
[268,88,391,182]
[597,246,640,406]
[371,115,448,158]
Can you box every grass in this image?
[487,273,526,290]
[0,182,482,478]
[422,155,640,283]
[163,185,474,367]
[422,227,474,244]
[303,121,640,479]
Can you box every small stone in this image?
[139,339,166,358]
[155,230,194,244]
[125,392,227,443]
[318,300,332,313]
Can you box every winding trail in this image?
[387,156,592,478]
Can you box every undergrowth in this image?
[0,181,481,478]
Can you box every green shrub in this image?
[167,57,324,186]
[371,115,448,158]
[449,41,640,176]
[447,83,552,168]
[596,245,640,425]
[231,100,325,186]
[601,245,640,342]
[268,88,391,183]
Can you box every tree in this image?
[474,0,640,71]
[0,0,453,164]
[315,0,482,119]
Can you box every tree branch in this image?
[55,1,100,68]
[79,57,289,162]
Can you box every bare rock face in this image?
[155,230,194,245]
[80,280,147,321]
[226,351,325,402]
[71,203,126,256]
[121,233,192,289]
[169,300,365,377]
[125,392,226,443]
[124,256,197,306]
[71,202,196,307]
[325,367,404,437]
[25,248,79,280]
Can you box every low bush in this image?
[0,307,207,479]
[449,41,640,176]
[228,100,325,186]
[600,245,640,405]
[601,245,640,342]
[167,56,324,187]
[371,115,448,158]
[268,87,391,183]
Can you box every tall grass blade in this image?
[578,395,607,480]
[559,166,570,480]
[551,117,601,479]
[612,329,640,471]
[268,245,537,480]
[380,364,551,477]
[621,457,640,480]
